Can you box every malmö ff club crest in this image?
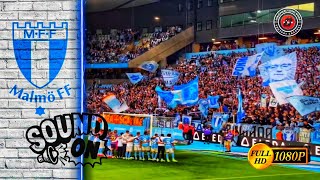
[10,22,72,116]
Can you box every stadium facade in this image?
[87,0,320,43]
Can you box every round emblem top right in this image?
[273,8,303,37]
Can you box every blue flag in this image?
[237,88,245,124]
[102,95,129,113]
[174,76,199,105]
[311,123,320,144]
[139,61,159,72]
[198,99,209,118]
[156,76,199,108]
[126,73,144,84]
[161,69,180,87]
[174,76,198,90]
[255,43,284,63]
[283,129,296,141]
[259,52,297,86]
[232,52,263,77]
[211,113,227,133]
[173,113,181,127]
[287,96,320,116]
[182,115,192,125]
[155,86,180,108]
[222,114,229,121]
[207,95,220,108]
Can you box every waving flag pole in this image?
[232,113,235,129]
[158,95,162,108]
[236,88,245,124]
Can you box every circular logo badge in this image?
[273,8,303,37]
[248,143,274,170]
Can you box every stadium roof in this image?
[87,0,159,13]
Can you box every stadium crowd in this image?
[86,26,181,64]
[86,46,320,129]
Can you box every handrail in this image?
[128,26,194,68]
[185,42,320,59]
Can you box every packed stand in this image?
[86,46,320,129]
[86,26,182,64]
[200,36,320,52]
[86,29,141,64]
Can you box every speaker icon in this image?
[37,146,59,165]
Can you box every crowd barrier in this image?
[101,114,184,141]
[86,63,129,69]
[85,43,320,68]
[99,112,320,155]
[192,122,320,157]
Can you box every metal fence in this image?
[152,116,176,128]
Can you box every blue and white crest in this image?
[138,61,159,73]
[12,22,68,89]
[211,113,226,133]
[208,95,220,108]
[126,73,144,84]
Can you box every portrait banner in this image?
[255,42,285,63]
[259,52,297,86]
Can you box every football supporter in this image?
[178,121,184,130]
[231,128,239,147]
[111,130,118,158]
[203,126,212,144]
[87,46,320,130]
[86,26,181,64]
[224,130,233,152]
[183,124,190,140]
[276,129,284,141]
[187,124,195,145]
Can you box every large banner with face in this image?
[259,52,297,86]
[255,43,285,63]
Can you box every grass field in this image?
[84,150,320,180]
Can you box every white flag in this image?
[269,80,303,105]
[261,94,267,108]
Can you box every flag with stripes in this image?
[102,94,129,113]
[287,96,320,116]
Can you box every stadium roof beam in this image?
[87,0,160,13]
[110,0,137,11]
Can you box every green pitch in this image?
[84,151,320,180]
